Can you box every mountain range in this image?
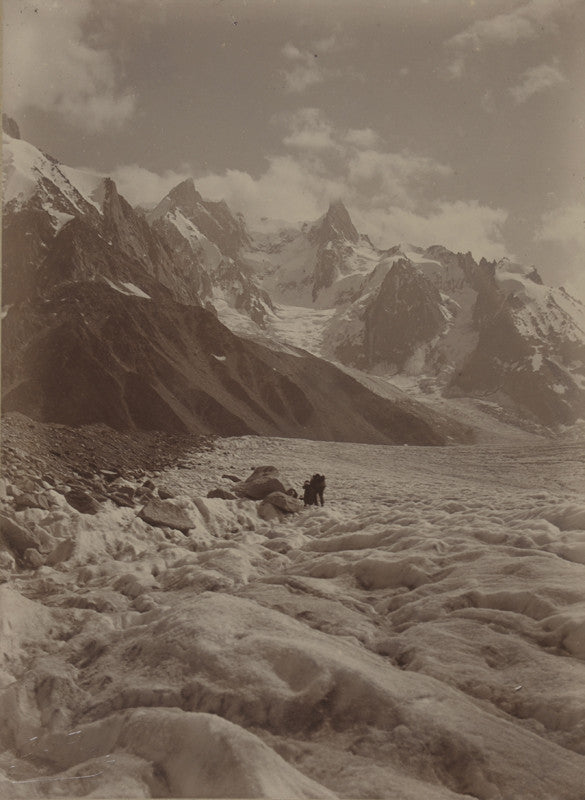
[3,114,585,440]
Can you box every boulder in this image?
[262,538,292,553]
[234,477,286,500]
[0,514,44,556]
[247,466,280,481]
[0,549,16,571]
[100,469,120,483]
[14,492,52,511]
[111,482,136,499]
[24,548,44,568]
[46,538,76,567]
[207,488,237,500]
[257,502,283,523]
[108,492,135,508]
[74,468,95,480]
[222,474,242,483]
[139,499,194,533]
[65,490,101,515]
[16,478,38,494]
[261,491,303,514]
[233,467,289,500]
[158,486,176,500]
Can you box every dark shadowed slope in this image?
[1,281,472,445]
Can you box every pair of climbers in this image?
[302,474,326,507]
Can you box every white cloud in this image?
[312,35,338,53]
[509,62,567,103]
[534,205,585,298]
[445,56,466,81]
[280,37,343,93]
[344,128,383,149]
[444,0,578,79]
[109,109,508,261]
[191,112,506,260]
[537,204,585,248]
[354,201,508,261]
[3,0,135,131]
[109,164,193,207]
[281,108,338,151]
[447,0,566,53]
[347,149,452,210]
[197,156,346,222]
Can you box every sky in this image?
[3,0,585,295]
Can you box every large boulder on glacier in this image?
[65,489,102,515]
[260,491,303,514]
[138,498,194,534]
[233,466,289,500]
[0,514,44,557]
[207,488,238,500]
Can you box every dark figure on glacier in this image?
[303,474,326,506]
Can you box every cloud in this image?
[190,111,506,260]
[535,204,585,297]
[354,201,509,261]
[344,128,383,149]
[280,37,343,93]
[109,108,508,260]
[445,57,466,80]
[509,62,567,103]
[347,149,452,210]
[3,0,135,131]
[447,0,565,53]
[444,0,578,79]
[537,204,585,249]
[109,164,193,207]
[280,108,338,151]
[197,155,347,222]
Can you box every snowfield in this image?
[1,436,585,799]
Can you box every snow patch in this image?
[120,282,151,299]
[103,278,151,299]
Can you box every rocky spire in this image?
[2,113,21,139]
[167,178,203,211]
[310,200,359,245]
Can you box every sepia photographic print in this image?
[1,1,585,797]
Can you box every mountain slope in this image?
[148,179,273,327]
[248,201,381,307]
[1,280,472,444]
[245,206,585,428]
[449,259,585,426]
[3,127,470,445]
[4,120,584,434]
[2,131,209,307]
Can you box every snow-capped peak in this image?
[2,132,106,216]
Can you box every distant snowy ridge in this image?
[3,121,585,431]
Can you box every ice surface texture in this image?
[1,436,585,799]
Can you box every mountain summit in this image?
[3,126,584,433]
[166,177,203,211]
[149,178,249,259]
[309,200,359,246]
[2,113,20,139]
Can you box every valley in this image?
[2,108,585,800]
